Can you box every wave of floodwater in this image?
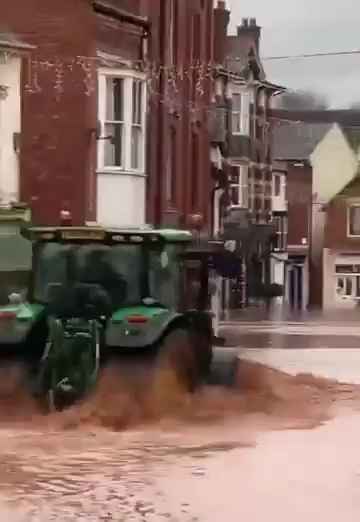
[0,357,357,433]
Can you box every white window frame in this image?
[97,68,146,175]
[229,165,249,209]
[231,88,250,136]
[273,215,288,252]
[273,172,285,197]
[335,274,360,300]
[335,263,360,300]
[347,204,360,238]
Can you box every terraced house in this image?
[210,2,285,310]
[272,110,360,310]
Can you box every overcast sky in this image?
[226,0,360,108]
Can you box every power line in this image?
[262,50,360,61]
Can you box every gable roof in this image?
[327,170,360,204]
[272,121,331,160]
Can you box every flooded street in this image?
[1,314,360,520]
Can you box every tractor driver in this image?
[79,247,127,309]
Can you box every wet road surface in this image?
[1,315,360,520]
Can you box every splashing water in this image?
[0,356,358,433]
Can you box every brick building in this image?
[323,176,360,309]
[0,0,217,235]
[210,2,285,309]
[0,0,148,226]
[144,0,215,235]
[272,110,360,309]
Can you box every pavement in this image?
[220,313,360,384]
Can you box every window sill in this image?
[96,169,146,178]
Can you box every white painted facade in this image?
[311,124,358,205]
[96,67,147,228]
[0,53,22,204]
[97,173,146,228]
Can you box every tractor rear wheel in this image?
[192,329,213,383]
[155,328,199,393]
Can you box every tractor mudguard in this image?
[0,303,44,346]
[105,306,183,349]
[105,306,213,350]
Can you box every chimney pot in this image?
[249,17,257,26]
[242,18,248,27]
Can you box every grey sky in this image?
[226,0,360,108]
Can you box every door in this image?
[289,265,304,310]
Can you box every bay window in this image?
[98,70,146,173]
[231,89,250,135]
[231,93,242,134]
[229,165,248,208]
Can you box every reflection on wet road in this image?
[0,428,254,521]
[1,316,360,520]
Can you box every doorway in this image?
[288,264,304,310]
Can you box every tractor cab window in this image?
[34,243,143,308]
[148,244,182,309]
[76,244,142,308]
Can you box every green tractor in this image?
[0,225,235,411]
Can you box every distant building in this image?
[272,111,360,309]
[210,3,285,310]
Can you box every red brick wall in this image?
[324,199,360,250]
[145,0,214,233]
[287,162,312,246]
[96,13,143,60]
[2,0,143,226]
[109,0,141,13]
[1,0,96,224]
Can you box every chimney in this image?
[236,17,261,53]
[213,0,230,65]
[241,18,248,29]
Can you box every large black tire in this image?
[208,348,239,387]
[191,329,213,383]
[156,328,199,393]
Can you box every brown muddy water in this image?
[0,359,359,520]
